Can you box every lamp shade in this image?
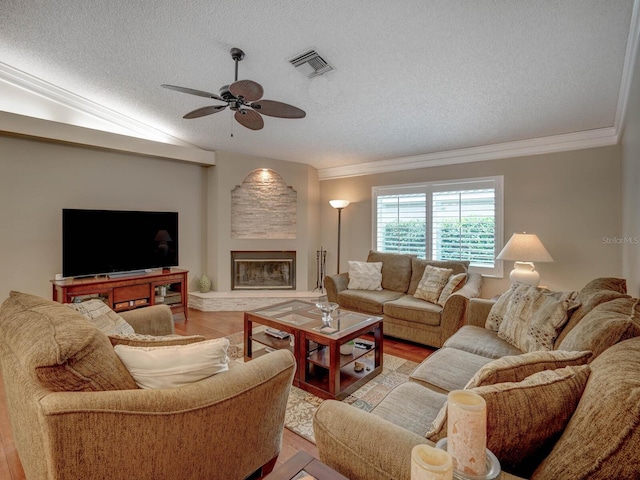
[329,199,350,209]
[496,233,553,262]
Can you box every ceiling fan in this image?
[162,47,306,131]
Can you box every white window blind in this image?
[372,176,503,276]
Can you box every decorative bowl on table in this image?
[315,301,339,326]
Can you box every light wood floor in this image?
[0,309,434,479]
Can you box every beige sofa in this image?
[0,291,296,480]
[314,278,640,479]
[324,251,482,348]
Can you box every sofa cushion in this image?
[347,261,383,290]
[383,296,442,326]
[443,325,523,358]
[371,381,447,436]
[428,365,590,478]
[0,291,137,392]
[465,350,592,389]
[555,277,629,347]
[109,333,206,347]
[414,265,454,303]
[485,282,520,331]
[410,347,494,394]
[66,299,135,336]
[366,250,414,293]
[114,338,230,389]
[408,258,469,295]
[558,297,640,358]
[497,285,578,352]
[437,273,467,307]
[532,337,640,480]
[337,289,405,315]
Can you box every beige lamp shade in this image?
[497,233,553,286]
[329,199,350,209]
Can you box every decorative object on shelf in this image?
[316,301,339,327]
[314,246,327,293]
[158,285,168,296]
[329,199,350,273]
[446,390,487,476]
[340,340,355,355]
[411,444,453,480]
[198,274,212,293]
[496,232,553,286]
[435,438,501,480]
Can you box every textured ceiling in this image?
[0,0,637,172]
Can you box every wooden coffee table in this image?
[264,451,349,480]
[244,300,383,400]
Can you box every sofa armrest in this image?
[466,298,497,327]
[324,273,350,302]
[38,350,296,480]
[120,304,175,335]
[440,273,483,343]
[314,400,526,480]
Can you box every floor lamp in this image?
[329,200,350,273]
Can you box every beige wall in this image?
[320,146,622,298]
[206,151,320,292]
[0,135,205,300]
[621,45,640,297]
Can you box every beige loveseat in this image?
[314,278,640,479]
[0,291,296,480]
[324,250,482,347]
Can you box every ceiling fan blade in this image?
[229,80,264,102]
[162,84,224,101]
[183,105,227,119]
[251,99,306,119]
[234,109,264,130]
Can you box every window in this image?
[373,176,503,276]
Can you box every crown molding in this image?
[0,61,193,147]
[0,111,216,165]
[317,128,618,180]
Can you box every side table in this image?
[264,452,349,480]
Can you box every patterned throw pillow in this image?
[114,338,230,389]
[427,365,591,478]
[464,350,592,389]
[485,282,522,331]
[347,261,383,290]
[437,273,467,307]
[414,265,454,303]
[66,299,135,336]
[497,285,579,352]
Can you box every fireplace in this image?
[231,251,296,290]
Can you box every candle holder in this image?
[435,439,501,480]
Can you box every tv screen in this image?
[62,209,178,278]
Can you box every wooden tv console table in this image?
[51,268,188,321]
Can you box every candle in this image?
[411,444,453,480]
[447,390,487,476]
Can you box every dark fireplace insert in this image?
[231,251,296,290]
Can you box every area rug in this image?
[226,331,419,443]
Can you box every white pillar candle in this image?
[447,390,487,476]
[411,444,453,480]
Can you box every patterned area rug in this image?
[226,331,419,444]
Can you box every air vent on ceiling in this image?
[288,49,334,78]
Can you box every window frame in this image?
[372,175,504,277]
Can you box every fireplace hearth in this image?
[231,251,296,290]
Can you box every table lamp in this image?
[496,232,553,286]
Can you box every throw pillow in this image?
[347,261,383,290]
[66,299,135,336]
[427,365,591,478]
[437,273,467,307]
[558,297,640,358]
[109,333,206,348]
[114,338,230,389]
[485,282,521,331]
[497,285,579,352]
[414,265,454,304]
[464,350,592,389]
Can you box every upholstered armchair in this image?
[0,292,296,480]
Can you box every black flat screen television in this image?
[62,209,179,278]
